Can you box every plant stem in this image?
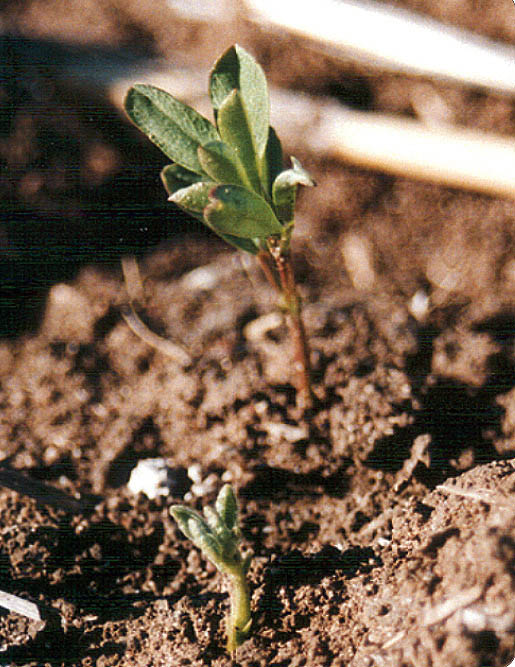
[265,240,313,409]
[256,250,280,292]
[226,567,252,654]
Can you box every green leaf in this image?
[169,182,259,254]
[272,156,315,224]
[188,516,222,564]
[124,84,218,174]
[203,505,222,532]
[216,484,238,531]
[205,185,283,239]
[171,505,222,565]
[261,126,283,195]
[209,44,244,111]
[170,506,207,542]
[209,44,269,157]
[169,181,214,214]
[160,163,203,196]
[198,141,251,188]
[215,233,260,255]
[204,505,233,546]
[217,90,261,193]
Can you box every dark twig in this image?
[0,466,101,515]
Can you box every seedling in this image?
[170,484,252,654]
[124,44,315,408]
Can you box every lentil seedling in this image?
[124,44,315,408]
[170,484,252,654]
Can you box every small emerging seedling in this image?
[170,484,252,654]
[124,44,315,408]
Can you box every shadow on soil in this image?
[0,617,127,667]
[365,315,515,483]
[241,462,351,501]
[1,35,222,338]
[258,544,379,629]
[0,514,171,619]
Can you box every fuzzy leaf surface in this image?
[169,183,258,253]
[198,141,251,188]
[171,505,222,566]
[216,484,238,531]
[170,506,206,542]
[169,181,214,214]
[160,163,203,196]
[205,185,283,239]
[170,183,259,252]
[209,44,269,157]
[125,84,218,174]
[217,90,261,193]
[203,506,221,534]
[187,517,221,564]
[204,505,233,546]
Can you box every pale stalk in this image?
[225,566,252,654]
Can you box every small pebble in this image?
[127,459,190,499]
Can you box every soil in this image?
[1,1,515,666]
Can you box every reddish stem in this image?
[262,242,313,410]
[257,250,280,292]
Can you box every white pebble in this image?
[128,458,175,500]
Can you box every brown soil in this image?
[1,2,515,666]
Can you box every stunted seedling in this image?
[170,484,252,654]
[124,44,315,408]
